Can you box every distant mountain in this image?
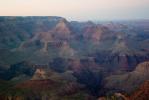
[0,17,149,69]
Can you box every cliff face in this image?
[134,61,149,75]
[97,80,149,100]
[105,61,149,93]
[129,80,149,100]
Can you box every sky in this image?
[0,0,149,21]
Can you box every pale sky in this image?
[0,0,149,21]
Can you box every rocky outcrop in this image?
[105,61,149,93]
[54,18,71,35]
[129,80,149,100]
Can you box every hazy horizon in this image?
[0,0,149,21]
